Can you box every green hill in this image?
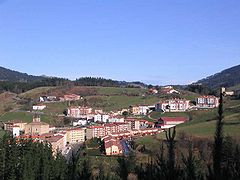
[0,66,45,82]
[197,64,240,89]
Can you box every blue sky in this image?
[0,0,240,85]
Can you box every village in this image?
[3,86,233,156]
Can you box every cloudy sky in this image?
[1,0,240,85]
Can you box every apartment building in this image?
[155,99,190,112]
[196,96,219,109]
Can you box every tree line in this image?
[0,77,144,94]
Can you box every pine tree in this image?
[182,142,203,180]
[212,91,224,179]
[4,138,18,180]
[117,157,129,180]
[52,150,67,180]
[165,127,177,180]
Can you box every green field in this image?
[85,95,159,111]
[0,111,58,124]
[95,86,146,96]
[19,86,57,99]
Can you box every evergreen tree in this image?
[212,91,224,179]
[182,142,203,180]
[117,157,129,180]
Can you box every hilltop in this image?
[197,64,240,89]
[0,66,45,82]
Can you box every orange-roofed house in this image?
[104,137,123,156]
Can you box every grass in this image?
[135,135,161,153]
[0,111,57,124]
[19,86,56,99]
[96,87,146,96]
[43,102,70,114]
[85,95,159,111]
[149,111,189,120]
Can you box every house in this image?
[161,86,180,94]
[94,113,109,123]
[94,114,102,122]
[221,87,235,96]
[156,117,188,129]
[102,114,109,123]
[61,94,81,101]
[4,120,27,132]
[125,118,154,130]
[39,96,57,102]
[95,109,103,114]
[67,106,93,118]
[4,120,27,137]
[155,99,190,112]
[44,134,65,153]
[104,136,123,156]
[108,116,125,123]
[86,125,105,139]
[196,96,219,109]
[72,119,87,126]
[33,104,46,111]
[78,107,92,115]
[148,88,158,94]
[39,96,48,102]
[67,107,80,118]
[131,105,149,115]
[24,116,50,135]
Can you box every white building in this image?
[72,119,87,126]
[155,99,190,112]
[102,114,109,123]
[139,105,149,115]
[94,114,109,123]
[12,126,20,137]
[108,116,125,123]
[33,104,46,111]
[196,96,219,109]
[94,114,102,122]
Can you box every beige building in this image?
[4,120,27,132]
[104,136,123,156]
[45,135,65,154]
[24,117,50,135]
[66,128,86,144]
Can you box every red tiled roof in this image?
[88,125,104,129]
[198,95,218,99]
[104,139,122,150]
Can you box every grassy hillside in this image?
[0,85,204,125]
[19,86,57,99]
[0,111,59,124]
[0,92,19,114]
[150,98,240,139]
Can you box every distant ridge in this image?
[0,66,148,93]
[197,64,240,89]
[0,66,45,82]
